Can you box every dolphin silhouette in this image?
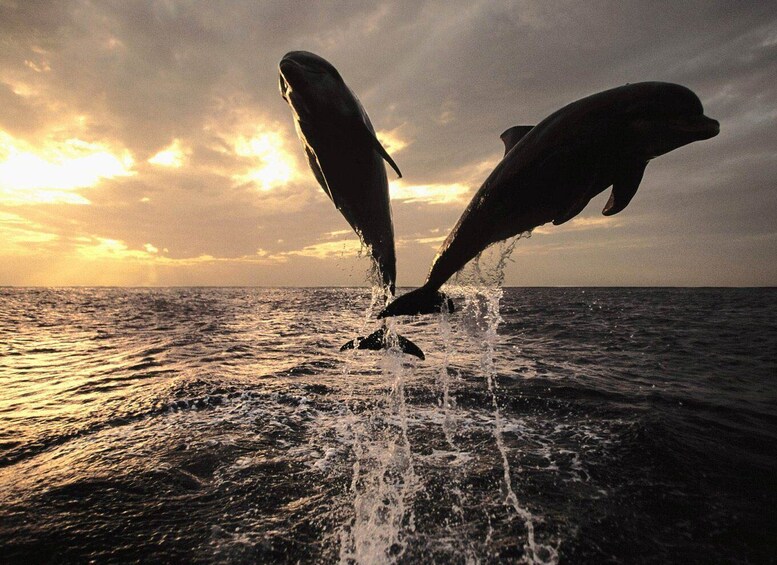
[279,51,423,358]
[379,82,720,318]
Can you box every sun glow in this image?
[233,130,297,191]
[148,139,186,167]
[0,132,134,205]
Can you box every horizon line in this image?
[1,285,775,290]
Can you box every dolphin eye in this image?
[684,95,704,116]
[655,86,704,117]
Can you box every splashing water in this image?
[446,235,559,564]
[338,333,421,563]
[337,269,421,563]
[336,234,561,563]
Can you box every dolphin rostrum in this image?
[379,82,720,318]
[279,50,423,358]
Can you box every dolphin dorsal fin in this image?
[500,125,534,155]
[602,161,648,216]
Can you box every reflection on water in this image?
[0,284,776,563]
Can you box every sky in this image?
[0,0,775,287]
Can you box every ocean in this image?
[0,284,775,563]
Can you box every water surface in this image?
[1,286,775,563]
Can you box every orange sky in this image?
[1,2,775,286]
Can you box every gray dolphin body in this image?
[279,51,423,358]
[379,82,720,318]
[279,50,400,292]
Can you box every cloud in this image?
[230,128,299,191]
[284,238,365,260]
[376,127,411,154]
[533,215,622,236]
[148,138,186,168]
[0,211,60,255]
[0,131,134,204]
[389,180,471,204]
[0,1,775,285]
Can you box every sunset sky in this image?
[1,1,775,287]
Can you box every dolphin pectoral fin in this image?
[359,123,402,178]
[500,125,534,155]
[305,146,334,201]
[340,327,425,360]
[553,194,592,225]
[602,161,648,216]
[377,143,403,179]
[552,155,603,225]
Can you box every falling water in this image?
[446,234,558,564]
[337,260,421,563]
[338,328,421,562]
[433,308,478,563]
[338,233,562,563]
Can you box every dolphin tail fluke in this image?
[395,333,425,359]
[340,327,425,360]
[377,286,455,318]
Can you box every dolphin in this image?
[379,82,720,318]
[278,50,423,359]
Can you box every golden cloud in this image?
[399,234,446,248]
[376,127,410,154]
[0,131,134,205]
[0,211,60,255]
[533,215,622,235]
[389,179,472,204]
[148,138,186,168]
[284,238,364,259]
[72,236,290,267]
[201,108,302,192]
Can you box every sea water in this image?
[1,281,775,563]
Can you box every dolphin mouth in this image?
[280,57,327,77]
[278,73,289,100]
[278,57,309,101]
[669,115,720,139]
[279,57,302,74]
[279,57,327,100]
[278,58,305,93]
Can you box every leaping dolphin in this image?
[279,50,423,359]
[379,82,719,318]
